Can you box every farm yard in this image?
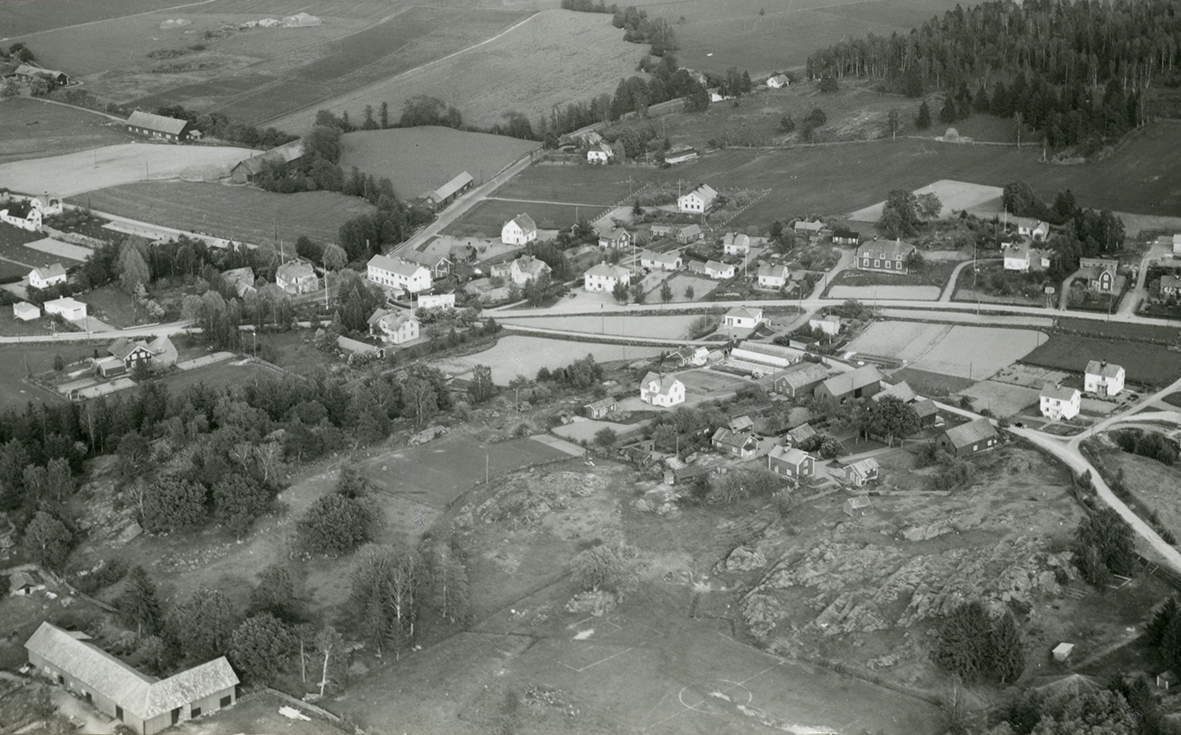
[432,335,663,385]
[0,99,130,165]
[339,127,538,202]
[848,321,1046,379]
[1021,334,1181,386]
[74,180,374,245]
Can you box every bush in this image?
[69,557,129,595]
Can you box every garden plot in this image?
[433,335,662,384]
[657,273,720,302]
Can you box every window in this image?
[896,261,903,270]
[192,707,202,718]
[874,260,880,268]
[883,261,891,269]
[172,708,181,725]
[116,706,123,722]
[57,675,64,685]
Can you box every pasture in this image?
[1022,334,1181,387]
[433,335,663,384]
[0,99,129,164]
[267,10,651,132]
[0,143,250,198]
[339,127,538,201]
[74,180,374,245]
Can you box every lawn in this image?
[1022,335,1181,386]
[952,261,1046,306]
[73,180,374,245]
[0,345,94,410]
[75,286,140,329]
[0,98,131,165]
[827,261,958,290]
[339,127,539,202]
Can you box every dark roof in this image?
[126,111,189,136]
[857,239,915,261]
[819,365,882,397]
[940,417,997,449]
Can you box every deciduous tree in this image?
[229,613,292,686]
[170,588,237,662]
[23,511,72,571]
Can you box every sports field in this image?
[0,99,130,165]
[75,180,374,245]
[339,127,538,201]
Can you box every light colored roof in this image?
[640,249,680,264]
[758,263,789,279]
[1085,361,1123,378]
[679,224,703,237]
[599,227,629,241]
[726,306,762,321]
[641,371,682,396]
[336,335,382,354]
[776,363,829,389]
[1041,383,1080,401]
[126,110,189,136]
[16,64,65,78]
[276,260,316,281]
[513,255,551,276]
[25,622,237,720]
[941,417,997,448]
[768,74,789,84]
[586,263,630,280]
[847,457,879,475]
[705,260,730,272]
[728,415,754,431]
[222,266,254,285]
[510,213,537,232]
[819,365,882,396]
[432,171,473,201]
[13,301,39,315]
[108,337,152,361]
[769,445,810,465]
[787,422,817,442]
[857,239,915,261]
[585,397,617,410]
[873,381,916,403]
[794,220,824,232]
[368,254,427,278]
[233,140,304,174]
[713,427,756,450]
[31,263,66,280]
[44,296,86,311]
[687,184,718,202]
[913,397,939,417]
[811,314,841,325]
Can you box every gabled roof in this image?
[794,220,824,232]
[598,227,630,241]
[725,306,762,321]
[846,457,879,476]
[31,263,66,280]
[856,239,915,261]
[1041,383,1080,401]
[705,260,731,272]
[913,397,939,417]
[16,64,65,79]
[775,363,829,390]
[679,224,703,237]
[368,254,428,278]
[712,427,757,451]
[107,337,152,361]
[723,232,750,249]
[337,335,382,354]
[683,184,718,203]
[940,417,997,448]
[25,622,237,720]
[126,110,189,136]
[276,260,316,281]
[641,371,682,396]
[819,365,882,397]
[512,255,551,276]
[728,415,754,432]
[586,263,630,280]
[640,249,681,265]
[222,266,255,285]
[431,171,473,201]
[1085,361,1123,379]
[758,262,789,279]
[509,213,537,232]
[873,381,916,403]
[768,445,810,465]
[787,422,817,443]
[1162,275,1181,290]
[585,397,617,411]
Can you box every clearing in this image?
[0,98,130,164]
[339,127,538,202]
[432,335,663,384]
[0,143,250,198]
[73,180,374,245]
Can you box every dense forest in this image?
[805,0,1181,149]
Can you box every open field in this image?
[849,321,1045,379]
[433,335,663,384]
[849,179,1004,221]
[268,10,651,132]
[500,314,703,340]
[959,379,1042,417]
[1022,334,1181,386]
[443,199,589,237]
[0,345,95,410]
[339,127,538,201]
[491,164,649,207]
[0,99,131,164]
[0,0,173,37]
[74,180,374,245]
[0,143,250,198]
[1100,450,1181,543]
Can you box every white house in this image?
[587,143,614,164]
[13,302,39,321]
[28,264,67,289]
[275,260,319,294]
[367,254,432,294]
[724,306,763,330]
[704,260,734,280]
[1040,383,1081,420]
[509,255,552,286]
[368,309,420,345]
[1002,244,1050,273]
[30,194,64,217]
[1017,220,1051,241]
[584,263,631,292]
[766,74,790,89]
[1084,360,1125,397]
[722,232,751,256]
[1173,234,1181,257]
[677,184,718,214]
[808,314,841,336]
[639,372,685,407]
[639,250,682,271]
[416,293,456,311]
[43,297,87,321]
[501,213,538,246]
[757,263,789,289]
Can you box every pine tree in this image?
[939,95,958,124]
[916,101,931,130]
[118,566,163,637]
[990,613,1025,683]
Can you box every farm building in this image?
[422,171,474,211]
[416,293,455,311]
[221,267,256,297]
[844,458,879,487]
[1078,257,1120,293]
[668,346,709,368]
[1085,361,1125,397]
[873,380,916,404]
[815,365,883,403]
[337,335,385,359]
[677,224,703,244]
[677,184,718,214]
[640,250,682,271]
[913,398,940,426]
[584,397,618,419]
[723,233,751,256]
[368,309,420,345]
[712,428,758,458]
[724,306,763,330]
[793,220,829,242]
[774,363,829,398]
[401,249,451,280]
[29,263,67,289]
[1002,243,1051,273]
[1015,218,1050,241]
[501,214,538,246]
[43,297,86,321]
[766,74,790,88]
[757,263,789,289]
[13,302,40,321]
[598,227,632,250]
[730,341,803,371]
[784,422,817,447]
[856,239,916,274]
[9,570,41,595]
[935,418,998,458]
[665,147,698,165]
[125,111,192,142]
[639,372,685,407]
[229,140,304,184]
[509,255,551,286]
[832,228,860,246]
[1040,384,1081,421]
[767,446,814,483]
[14,64,68,87]
[808,314,841,336]
[367,254,432,294]
[728,415,754,433]
[705,261,734,280]
[25,621,238,735]
[587,143,614,164]
[650,225,675,238]
[275,260,319,294]
[584,263,631,293]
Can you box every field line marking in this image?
[573,646,633,672]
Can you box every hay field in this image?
[339,127,538,201]
[267,10,651,132]
[1022,335,1181,387]
[443,200,589,238]
[0,143,250,197]
[75,180,374,245]
[492,164,650,207]
[0,99,130,164]
[848,179,1004,222]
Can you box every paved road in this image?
[0,320,192,345]
[1118,240,1171,317]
